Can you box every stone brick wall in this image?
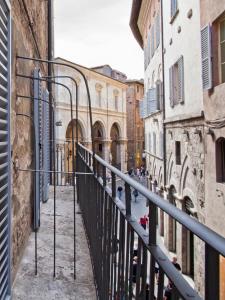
[11,0,49,281]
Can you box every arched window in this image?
[216,138,225,182]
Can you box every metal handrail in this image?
[78,143,225,257]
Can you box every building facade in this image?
[54,58,128,184]
[130,0,221,296]
[199,1,225,298]
[126,80,144,170]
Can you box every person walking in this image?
[133,189,139,202]
[117,186,123,200]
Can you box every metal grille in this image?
[0,0,10,298]
[77,143,225,300]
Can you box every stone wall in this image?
[126,81,144,169]
[11,0,49,280]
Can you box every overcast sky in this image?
[54,0,144,79]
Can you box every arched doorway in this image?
[182,197,195,278]
[110,123,120,169]
[65,119,84,184]
[93,121,104,158]
[168,186,177,252]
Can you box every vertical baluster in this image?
[128,230,134,300]
[135,238,142,298]
[125,182,131,216]
[205,244,219,300]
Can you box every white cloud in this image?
[54,0,144,79]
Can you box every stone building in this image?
[199,1,225,298]
[126,80,144,170]
[54,58,128,183]
[130,0,207,296]
[0,0,53,296]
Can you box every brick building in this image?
[0,0,53,296]
[126,80,144,170]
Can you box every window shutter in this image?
[0,1,10,298]
[156,81,162,110]
[178,56,184,103]
[201,25,212,90]
[169,66,174,108]
[147,88,157,114]
[139,100,144,118]
[156,14,160,48]
[33,68,42,230]
[42,89,50,203]
[143,94,148,118]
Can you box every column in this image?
[102,140,111,164]
[119,139,127,172]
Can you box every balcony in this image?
[12,143,225,299]
[12,186,96,300]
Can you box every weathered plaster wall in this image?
[11,0,49,280]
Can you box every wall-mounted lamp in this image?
[168,130,173,139]
[182,129,189,140]
[194,128,202,141]
[206,127,214,136]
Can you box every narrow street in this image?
[12,187,96,300]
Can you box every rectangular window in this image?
[169,56,184,107]
[220,19,225,83]
[175,141,181,165]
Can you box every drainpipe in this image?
[48,0,54,178]
[160,0,167,188]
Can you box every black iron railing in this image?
[77,143,225,300]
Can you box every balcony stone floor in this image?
[12,186,97,300]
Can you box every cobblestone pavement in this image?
[12,186,96,300]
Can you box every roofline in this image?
[126,79,144,85]
[54,57,128,87]
[129,0,143,49]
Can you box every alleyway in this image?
[12,187,96,300]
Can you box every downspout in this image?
[48,0,54,178]
[160,0,167,188]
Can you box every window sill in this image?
[170,9,179,25]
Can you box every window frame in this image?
[216,137,225,183]
[219,17,225,83]
[175,141,181,165]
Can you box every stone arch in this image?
[151,71,155,87]
[158,64,162,81]
[179,155,188,194]
[93,121,106,158]
[110,122,121,169]
[167,152,173,184]
[65,119,85,184]
[169,160,174,185]
[182,196,196,278]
